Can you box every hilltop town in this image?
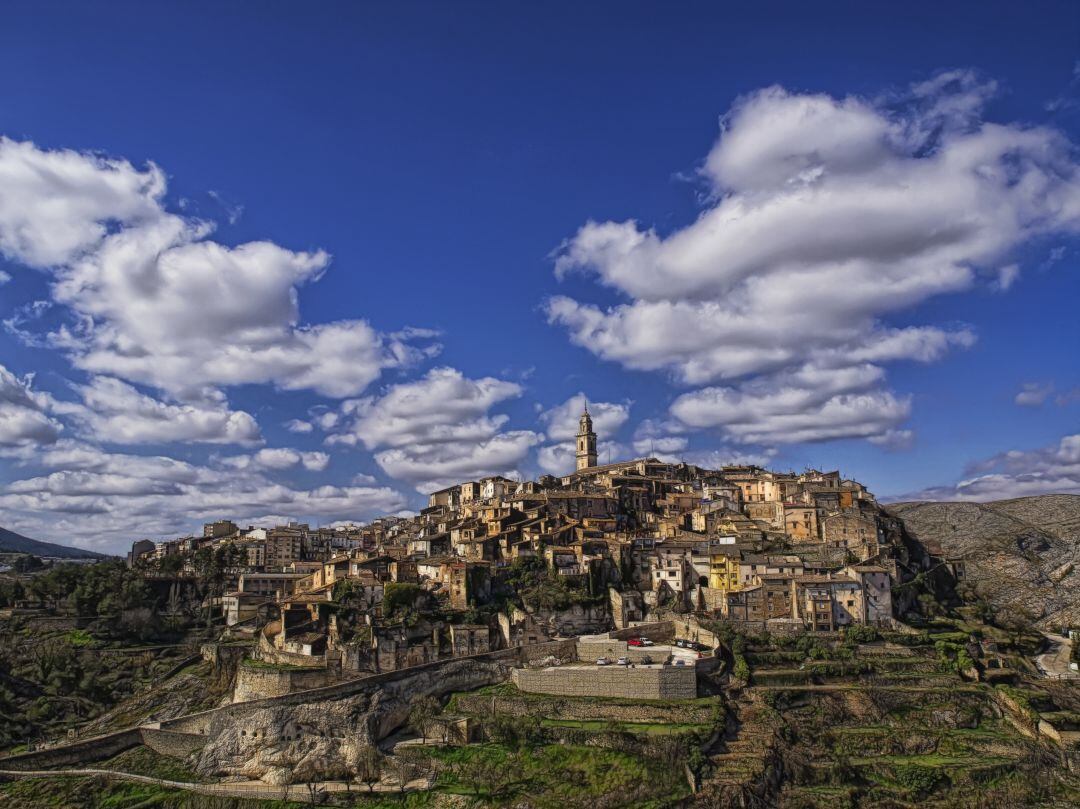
[125,406,909,673]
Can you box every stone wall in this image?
[672,616,720,649]
[233,664,331,703]
[576,637,669,664]
[610,621,674,643]
[0,729,142,771]
[140,728,206,758]
[454,691,716,724]
[511,664,697,700]
[524,603,611,636]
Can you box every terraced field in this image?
[738,631,1080,808]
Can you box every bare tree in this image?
[408,695,440,744]
[350,745,384,793]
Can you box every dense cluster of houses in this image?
[129,407,899,673]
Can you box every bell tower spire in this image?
[576,401,598,471]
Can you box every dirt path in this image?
[0,767,433,798]
[1035,632,1079,680]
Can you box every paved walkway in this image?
[1035,633,1080,680]
[0,767,433,798]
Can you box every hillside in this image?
[887,494,1080,630]
[0,526,107,559]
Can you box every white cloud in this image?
[547,72,1080,447]
[684,447,778,469]
[220,448,330,472]
[379,431,541,493]
[1015,382,1054,407]
[632,435,688,456]
[0,364,63,447]
[284,419,314,433]
[538,393,630,442]
[899,433,1080,502]
[0,137,438,399]
[0,440,403,552]
[0,270,10,284]
[670,364,911,445]
[0,137,165,269]
[59,376,261,445]
[328,367,540,492]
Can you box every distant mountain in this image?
[887,494,1080,630]
[0,526,108,559]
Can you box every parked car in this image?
[675,659,687,666]
[691,642,709,652]
[675,639,689,648]
[639,637,655,646]
[627,638,644,647]
[616,656,629,666]
[596,657,610,666]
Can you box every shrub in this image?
[894,763,943,798]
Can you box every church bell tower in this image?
[576,402,598,471]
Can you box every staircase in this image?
[695,691,782,808]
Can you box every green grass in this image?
[103,745,206,782]
[0,774,436,808]
[538,718,710,735]
[850,752,1014,768]
[64,628,94,647]
[424,742,689,808]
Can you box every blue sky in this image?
[1,2,1079,551]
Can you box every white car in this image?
[616,656,629,666]
[639,638,655,647]
[596,657,611,666]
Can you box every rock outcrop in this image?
[190,657,510,783]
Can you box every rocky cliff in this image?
[886,494,1080,629]
[189,656,511,784]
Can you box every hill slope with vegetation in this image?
[887,495,1080,631]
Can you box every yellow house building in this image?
[708,552,742,592]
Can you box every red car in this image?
[627,638,644,647]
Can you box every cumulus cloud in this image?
[0,364,63,447]
[547,72,1080,446]
[284,419,314,433]
[220,447,330,472]
[898,433,1080,502]
[58,376,261,445]
[328,367,540,492]
[0,137,438,399]
[0,440,403,551]
[670,364,911,445]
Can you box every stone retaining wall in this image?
[610,621,674,643]
[141,728,207,758]
[0,729,142,771]
[512,664,697,700]
[455,692,717,723]
[233,665,331,703]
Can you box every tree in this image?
[387,747,430,793]
[349,745,383,793]
[408,695,440,744]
